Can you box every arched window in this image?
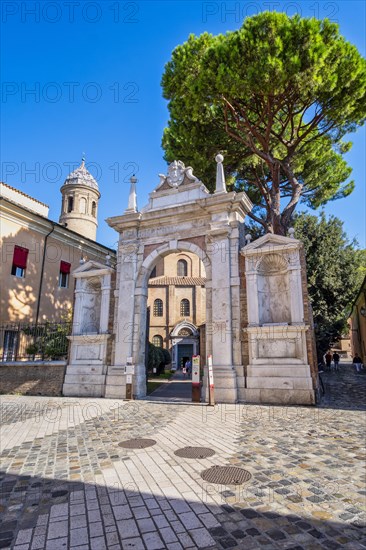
[177,259,188,277]
[180,299,190,317]
[91,201,96,217]
[67,196,74,212]
[79,197,87,214]
[153,299,163,317]
[152,335,163,348]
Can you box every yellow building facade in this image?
[0,163,115,360]
[147,252,206,369]
[349,276,366,364]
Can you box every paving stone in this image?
[137,518,156,533]
[90,536,107,550]
[70,527,89,546]
[15,529,33,545]
[45,537,68,549]
[89,522,104,538]
[118,519,140,540]
[189,527,216,548]
[121,537,145,549]
[142,531,165,549]
[47,520,68,539]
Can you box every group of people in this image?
[324,351,340,371]
[323,350,364,373]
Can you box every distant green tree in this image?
[162,12,366,234]
[161,348,172,367]
[355,249,366,287]
[147,344,172,375]
[293,212,362,357]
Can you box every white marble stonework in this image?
[65,158,316,405]
[106,159,253,402]
[241,234,315,405]
[63,260,114,397]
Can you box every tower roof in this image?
[63,159,99,191]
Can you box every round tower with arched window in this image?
[59,158,100,241]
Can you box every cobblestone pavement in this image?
[0,365,365,549]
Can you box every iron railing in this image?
[0,322,71,362]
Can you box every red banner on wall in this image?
[13,246,29,269]
[60,261,71,274]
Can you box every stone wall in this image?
[0,362,66,396]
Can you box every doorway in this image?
[177,344,193,370]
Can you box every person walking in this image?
[186,359,192,377]
[324,351,332,371]
[353,354,363,374]
[332,351,340,371]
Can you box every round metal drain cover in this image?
[174,447,215,459]
[118,438,156,449]
[201,466,251,485]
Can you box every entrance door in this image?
[177,344,193,369]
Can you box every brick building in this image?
[147,251,206,369]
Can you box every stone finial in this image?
[215,154,227,194]
[79,256,85,265]
[126,175,138,213]
[288,227,295,239]
[105,254,111,266]
[245,234,252,245]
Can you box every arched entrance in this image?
[105,159,253,402]
[170,321,200,370]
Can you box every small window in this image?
[2,330,18,361]
[59,261,71,288]
[180,299,190,317]
[153,299,163,317]
[152,335,163,348]
[67,196,74,212]
[91,201,96,217]
[11,246,28,278]
[177,259,188,277]
[79,197,87,214]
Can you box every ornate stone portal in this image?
[64,158,317,404]
[105,159,252,402]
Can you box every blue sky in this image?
[2,0,365,249]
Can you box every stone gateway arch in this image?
[63,157,317,404]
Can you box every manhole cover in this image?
[118,438,156,449]
[174,447,215,459]
[201,466,251,485]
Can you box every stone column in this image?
[245,260,260,326]
[133,285,148,397]
[72,278,85,335]
[288,255,304,323]
[113,240,139,366]
[208,227,237,403]
[99,273,111,333]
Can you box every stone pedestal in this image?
[105,366,127,399]
[243,325,314,404]
[63,334,111,397]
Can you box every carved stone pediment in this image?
[241,233,300,258]
[156,160,199,191]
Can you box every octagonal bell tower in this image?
[59,158,100,241]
